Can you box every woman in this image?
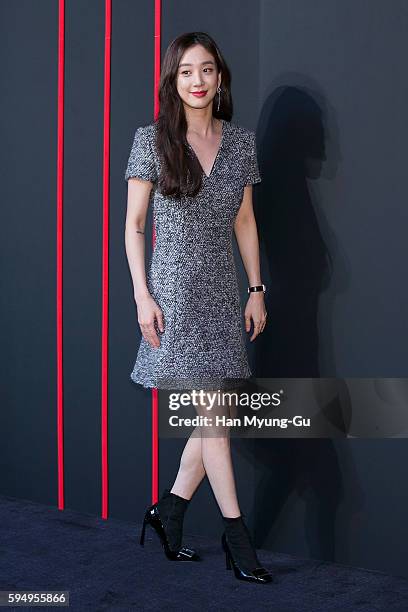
[124,32,271,584]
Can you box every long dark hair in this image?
[156,32,233,198]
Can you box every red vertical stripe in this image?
[101,0,112,520]
[57,1,157,517]
[152,0,161,505]
[153,0,161,123]
[57,0,65,511]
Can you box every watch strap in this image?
[248,284,266,293]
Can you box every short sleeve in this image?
[125,126,157,183]
[244,131,262,185]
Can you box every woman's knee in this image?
[201,429,231,445]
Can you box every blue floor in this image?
[1,495,408,611]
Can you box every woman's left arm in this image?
[234,185,267,342]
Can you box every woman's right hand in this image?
[135,294,165,349]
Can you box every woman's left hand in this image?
[244,293,267,341]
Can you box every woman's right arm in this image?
[124,178,164,348]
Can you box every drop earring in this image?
[216,86,221,112]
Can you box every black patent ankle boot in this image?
[222,514,273,583]
[140,488,201,561]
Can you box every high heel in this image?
[221,515,273,584]
[139,488,201,561]
[139,515,147,546]
[225,539,232,570]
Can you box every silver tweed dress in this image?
[125,118,262,391]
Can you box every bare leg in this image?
[169,388,241,516]
[201,434,240,517]
[196,389,241,518]
[170,426,206,500]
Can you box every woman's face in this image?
[176,44,221,112]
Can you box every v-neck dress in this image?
[125,118,262,390]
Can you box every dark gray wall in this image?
[1,0,58,505]
[253,0,408,577]
[1,0,407,579]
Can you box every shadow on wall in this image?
[254,80,346,378]
[235,78,364,563]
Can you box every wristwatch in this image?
[247,284,266,294]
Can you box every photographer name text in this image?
[168,415,311,429]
